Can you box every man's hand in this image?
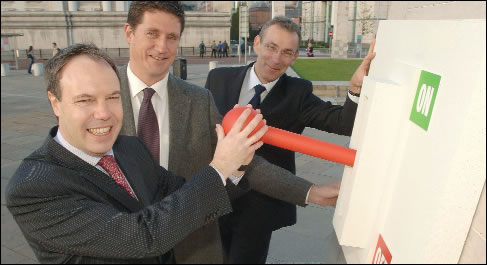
[349,39,376,94]
[211,108,268,178]
[233,104,262,176]
[307,180,341,207]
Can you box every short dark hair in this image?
[52,42,57,46]
[127,1,185,34]
[45,43,120,101]
[259,16,302,47]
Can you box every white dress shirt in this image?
[237,65,279,106]
[127,62,170,169]
[126,63,232,186]
[54,129,138,200]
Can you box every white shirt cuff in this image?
[228,172,245,185]
[348,91,360,104]
[210,166,227,186]
[305,186,312,205]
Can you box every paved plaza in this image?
[1,62,348,264]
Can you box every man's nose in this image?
[154,38,168,54]
[93,102,111,120]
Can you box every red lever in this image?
[222,106,356,167]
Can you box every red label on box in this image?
[372,234,392,264]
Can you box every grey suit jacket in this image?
[118,65,313,263]
[6,126,232,264]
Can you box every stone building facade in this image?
[299,1,485,58]
[249,1,270,31]
[1,1,230,51]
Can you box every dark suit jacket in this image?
[118,65,314,263]
[205,62,358,231]
[5,126,232,264]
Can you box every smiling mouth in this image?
[87,127,111,136]
[268,65,280,71]
[150,55,166,61]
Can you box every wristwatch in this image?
[348,88,361,97]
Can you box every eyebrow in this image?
[145,28,160,32]
[145,28,179,36]
[267,42,294,53]
[72,91,120,100]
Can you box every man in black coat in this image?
[205,16,376,263]
[6,43,267,264]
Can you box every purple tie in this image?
[137,87,160,163]
[98,155,136,198]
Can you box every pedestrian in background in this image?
[306,40,314,57]
[211,40,217,58]
[222,40,229,57]
[217,41,223,58]
[240,40,245,55]
[27,45,34,74]
[199,41,205,58]
[52,42,61,57]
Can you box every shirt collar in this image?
[127,62,168,99]
[248,64,280,93]
[54,128,114,167]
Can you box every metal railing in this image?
[1,45,371,62]
[1,47,242,61]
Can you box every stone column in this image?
[115,1,126,12]
[331,1,349,58]
[102,1,112,12]
[272,1,285,18]
[68,1,79,11]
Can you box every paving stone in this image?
[1,246,37,264]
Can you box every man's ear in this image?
[124,23,134,44]
[254,35,261,55]
[47,91,61,118]
[291,49,300,64]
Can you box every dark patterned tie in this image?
[98,155,136,198]
[248,84,266,109]
[137,87,160,163]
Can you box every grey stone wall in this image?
[1,10,230,50]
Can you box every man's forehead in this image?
[61,55,109,73]
[138,10,181,30]
[59,56,117,85]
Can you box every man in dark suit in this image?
[205,16,376,263]
[5,43,268,263]
[119,2,341,263]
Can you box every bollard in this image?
[173,58,187,80]
[1,63,10,77]
[209,61,218,71]
[32,63,44,76]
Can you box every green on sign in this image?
[410,70,441,131]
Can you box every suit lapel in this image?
[259,74,287,116]
[113,142,151,208]
[167,74,191,172]
[119,64,137,137]
[223,64,253,114]
[45,127,142,212]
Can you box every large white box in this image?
[333,20,486,263]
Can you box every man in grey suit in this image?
[6,43,268,263]
[120,2,341,263]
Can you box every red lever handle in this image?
[222,106,356,167]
